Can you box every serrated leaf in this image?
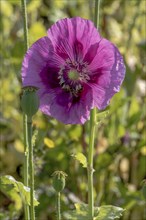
[64,203,124,220]
[0,175,22,210]
[94,205,124,220]
[0,175,39,206]
[72,153,87,168]
[64,203,97,220]
[64,203,89,220]
[75,203,88,213]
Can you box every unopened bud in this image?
[52,171,67,192]
[21,86,39,118]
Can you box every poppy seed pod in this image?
[21,87,39,118]
[52,171,67,192]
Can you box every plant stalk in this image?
[94,0,101,29]
[88,108,96,219]
[21,0,29,51]
[57,192,61,220]
[23,114,30,220]
[88,1,101,218]
[27,117,35,220]
[21,0,29,219]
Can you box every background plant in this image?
[0,0,145,220]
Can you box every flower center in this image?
[58,59,90,97]
[68,70,79,81]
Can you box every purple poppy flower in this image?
[21,17,125,124]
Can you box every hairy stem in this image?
[21,0,29,51]
[88,108,96,219]
[88,1,101,218]
[27,117,35,220]
[23,114,30,220]
[94,0,101,29]
[21,0,29,219]
[57,192,61,220]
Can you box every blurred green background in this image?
[0,0,146,219]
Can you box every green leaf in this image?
[64,203,90,220]
[72,153,87,168]
[94,205,124,220]
[74,203,92,214]
[64,203,124,220]
[0,175,39,206]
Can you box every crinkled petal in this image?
[39,85,93,124]
[67,85,94,124]
[87,83,106,109]
[39,64,60,89]
[83,42,100,64]
[47,17,101,61]
[88,41,126,109]
[88,39,115,73]
[22,36,64,88]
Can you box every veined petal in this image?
[68,84,93,124]
[83,42,99,64]
[87,83,106,109]
[88,44,126,109]
[47,17,101,61]
[88,39,115,73]
[39,85,93,124]
[22,36,64,88]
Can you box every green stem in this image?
[88,108,96,219]
[23,114,29,186]
[27,117,35,220]
[57,192,61,220]
[88,2,101,218]
[94,0,101,29]
[23,114,30,220]
[21,0,29,51]
[21,0,29,219]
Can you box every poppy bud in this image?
[21,86,39,118]
[52,171,67,192]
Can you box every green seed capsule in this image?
[52,171,67,192]
[21,87,39,118]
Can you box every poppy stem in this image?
[27,117,35,220]
[23,114,30,220]
[21,0,29,51]
[21,0,30,219]
[88,108,96,219]
[87,0,101,218]
[94,0,101,29]
[57,192,61,220]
